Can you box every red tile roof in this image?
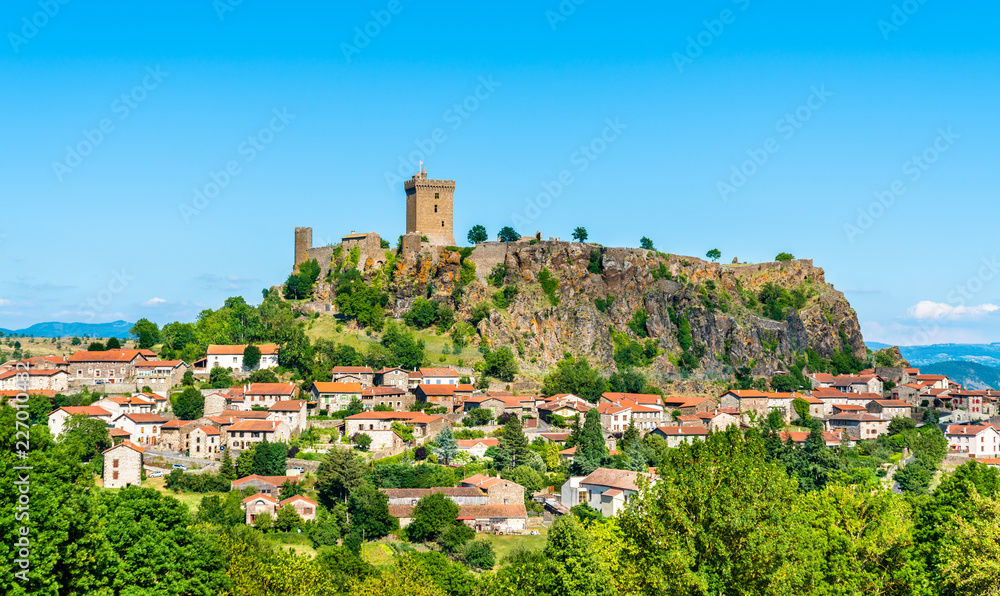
[332,366,373,374]
[269,400,306,412]
[195,426,220,435]
[654,425,709,436]
[120,413,167,424]
[245,383,296,396]
[418,384,456,396]
[312,381,363,393]
[228,420,285,432]
[580,467,654,492]
[102,440,145,455]
[68,350,147,363]
[133,360,185,368]
[242,492,279,505]
[52,406,112,417]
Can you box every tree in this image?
[463,539,496,570]
[354,433,373,451]
[274,502,304,531]
[88,341,106,351]
[543,516,613,595]
[208,366,235,389]
[408,492,461,543]
[380,322,425,370]
[494,415,530,470]
[243,345,262,370]
[438,523,476,554]
[775,252,794,262]
[573,408,607,474]
[130,318,161,349]
[572,227,589,242]
[541,355,607,402]
[254,511,274,531]
[463,407,494,427]
[105,337,122,350]
[247,369,278,384]
[482,346,518,382]
[498,226,519,242]
[706,248,721,261]
[316,449,366,507]
[219,449,237,481]
[433,424,458,465]
[347,482,398,540]
[467,225,488,244]
[182,370,195,386]
[174,386,205,420]
[639,236,654,250]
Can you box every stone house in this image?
[875,366,910,385]
[311,381,364,412]
[832,375,884,395]
[279,495,318,522]
[384,486,489,507]
[139,392,170,413]
[417,384,461,412]
[460,475,526,506]
[204,344,279,372]
[807,372,837,388]
[48,406,114,438]
[231,474,299,496]
[241,383,298,409]
[204,392,237,416]
[826,413,890,439]
[536,398,591,423]
[0,368,69,392]
[943,391,987,414]
[267,400,308,433]
[189,426,221,458]
[0,355,68,373]
[345,411,449,449]
[158,419,203,454]
[67,349,151,385]
[242,493,279,525]
[560,468,655,517]
[102,441,144,489]
[374,367,411,389]
[226,420,291,451]
[867,399,914,419]
[696,411,738,432]
[601,392,665,412]
[362,386,412,411]
[650,425,709,447]
[596,403,633,434]
[113,413,167,446]
[891,384,922,407]
[946,424,1000,457]
[833,403,869,415]
[133,360,189,390]
[331,366,374,387]
[93,395,155,418]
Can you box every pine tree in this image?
[433,424,458,465]
[578,408,607,464]
[494,415,530,470]
[621,418,640,450]
[219,449,237,481]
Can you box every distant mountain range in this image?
[866,341,1000,368]
[0,321,134,339]
[919,361,1000,391]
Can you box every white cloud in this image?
[0,299,9,306]
[905,301,1000,321]
[143,297,167,307]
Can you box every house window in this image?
[113,459,119,468]
[113,471,119,480]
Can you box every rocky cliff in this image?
[362,239,867,382]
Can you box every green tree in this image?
[243,345,262,370]
[105,337,122,350]
[494,415,530,470]
[463,539,496,571]
[315,449,366,507]
[208,365,235,389]
[433,424,458,465]
[130,318,161,349]
[347,482,399,540]
[182,370,195,386]
[543,516,614,595]
[775,252,794,261]
[498,226,519,242]
[88,341,106,351]
[572,227,589,242]
[541,355,608,402]
[219,448,237,481]
[706,248,721,261]
[482,346,518,382]
[174,386,206,420]
[408,492,460,543]
[639,236,654,250]
[467,225,488,244]
[380,322,425,370]
[274,502,304,531]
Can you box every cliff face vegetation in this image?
[303,240,867,382]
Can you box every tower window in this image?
[442,221,445,227]
[434,205,438,213]
[435,193,439,199]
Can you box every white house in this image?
[456,437,499,458]
[205,344,279,372]
[946,424,1000,457]
[48,406,113,438]
[267,400,308,433]
[650,425,710,447]
[0,368,69,392]
[93,395,155,418]
[560,468,655,517]
[409,367,460,387]
[112,413,167,446]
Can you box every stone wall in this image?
[295,227,313,270]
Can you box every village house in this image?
[831,375,884,395]
[867,399,914,419]
[0,355,68,373]
[203,344,279,372]
[417,384,462,412]
[311,381,364,412]
[539,432,570,445]
[208,410,273,439]
[362,386,413,411]
[102,441,144,489]
[651,425,710,447]
[460,475,527,506]
[204,392,239,416]
[331,366,374,387]
[811,388,881,410]
[832,403,869,416]
[226,420,291,451]
[806,372,837,389]
[825,413,890,440]
[231,474,300,496]
[695,410,739,432]
[158,420,202,454]
[385,486,489,507]
[456,437,499,458]
[189,426,221,458]
[67,349,152,385]
[48,405,114,438]
[113,413,167,446]
[138,392,170,413]
[267,400,308,433]
[383,475,527,532]
[279,495,318,522]
[560,468,655,517]
[93,395,156,418]
[946,424,1000,457]
[942,391,987,414]
[242,382,299,409]
[109,428,132,444]
[915,374,950,390]
[344,411,450,450]
[374,366,411,389]
[777,430,844,447]
[891,383,922,406]
[601,392,665,412]
[133,360,189,390]
[596,403,633,434]
[408,367,460,388]
[537,397,591,424]
[242,493,278,525]
[662,396,719,417]
[0,368,69,392]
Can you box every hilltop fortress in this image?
[294,165,455,272]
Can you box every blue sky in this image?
[1,1,998,346]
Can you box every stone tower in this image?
[404,165,455,246]
[294,227,312,270]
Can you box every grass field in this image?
[303,314,483,369]
[480,526,548,562]
[143,475,222,513]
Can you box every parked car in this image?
[172,464,187,471]
[289,466,305,474]
[148,470,164,478]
